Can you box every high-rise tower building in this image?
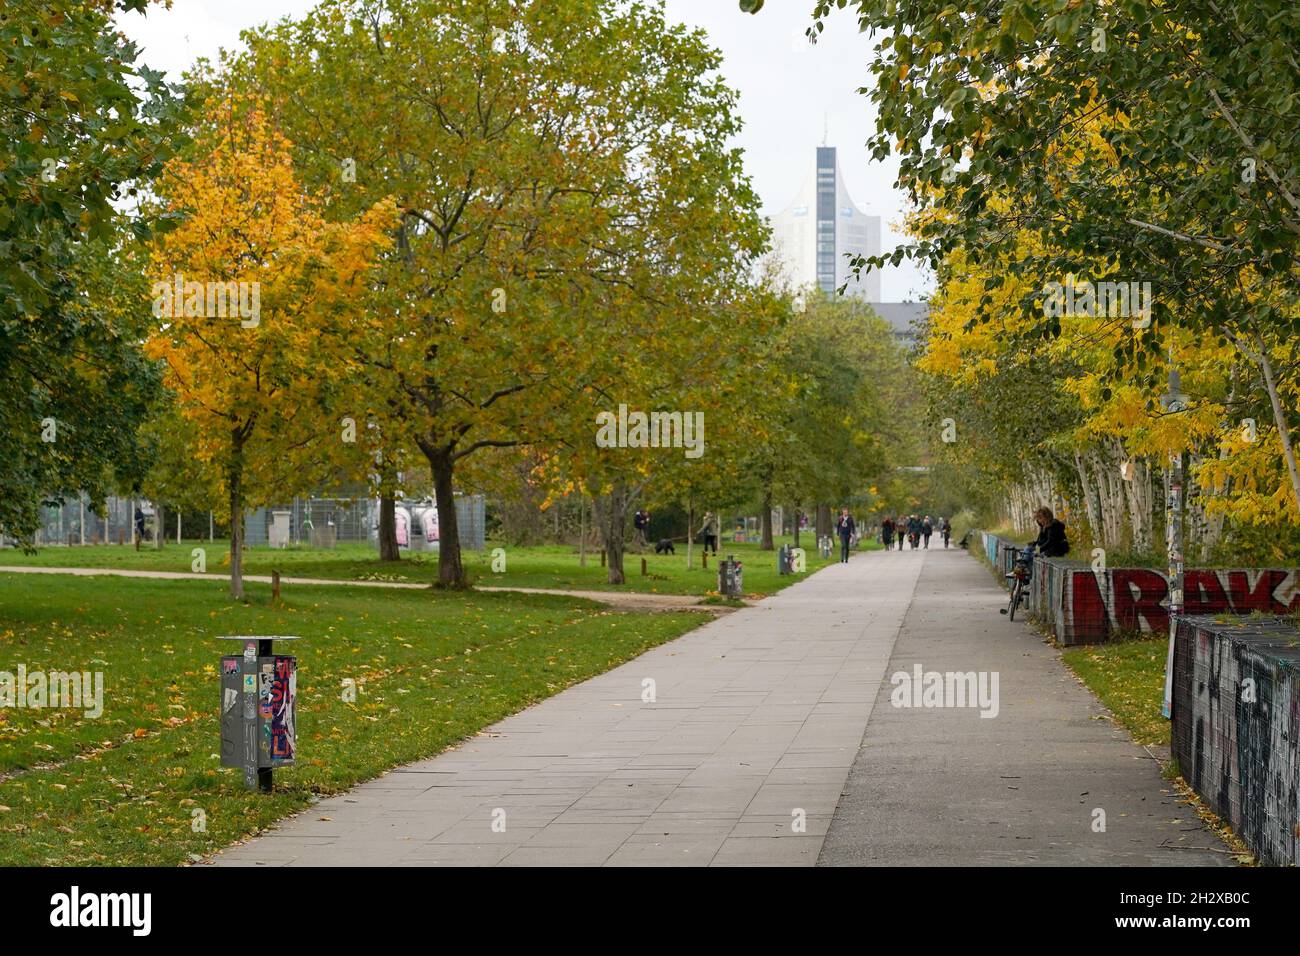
[769,146,882,301]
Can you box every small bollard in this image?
[218,636,300,792]
[702,551,708,569]
[272,570,281,600]
[641,557,647,576]
[600,550,606,567]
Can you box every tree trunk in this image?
[760,487,774,550]
[792,505,801,549]
[815,503,832,540]
[1091,448,1120,549]
[594,484,629,584]
[378,493,400,562]
[1199,462,1228,560]
[686,497,694,570]
[422,443,466,587]
[229,441,245,601]
[1255,337,1300,514]
[579,494,587,566]
[1074,451,1100,547]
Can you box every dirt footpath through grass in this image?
[0,565,738,613]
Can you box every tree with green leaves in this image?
[740,287,910,549]
[229,0,766,587]
[742,0,1300,513]
[0,0,184,543]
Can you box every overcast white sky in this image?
[118,0,930,300]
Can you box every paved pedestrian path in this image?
[819,548,1231,866]
[215,548,924,866]
[210,547,1230,867]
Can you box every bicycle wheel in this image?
[1008,579,1022,621]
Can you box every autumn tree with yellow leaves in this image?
[146,95,394,598]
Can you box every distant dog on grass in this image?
[654,539,676,555]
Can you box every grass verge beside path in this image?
[1061,637,1170,747]
[0,538,867,598]
[0,573,704,865]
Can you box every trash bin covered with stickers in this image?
[718,554,743,598]
[218,636,299,792]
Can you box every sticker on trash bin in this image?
[222,658,238,675]
[243,674,255,692]
[243,641,256,660]
[223,687,239,713]
[270,656,296,763]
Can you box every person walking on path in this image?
[633,509,650,549]
[698,511,719,556]
[896,520,906,550]
[835,508,856,563]
[922,515,933,549]
[907,514,921,549]
[940,516,952,548]
[881,516,895,550]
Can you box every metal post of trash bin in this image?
[218,636,300,792]
[777,544,790,575]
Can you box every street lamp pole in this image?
[1160,363,1188,719]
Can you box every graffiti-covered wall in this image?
[1171,617,1300,866]
[977,532,1300,645]
[1063,567,1300,643]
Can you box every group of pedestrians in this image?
[636,505,959,565]
[880,514,950,551]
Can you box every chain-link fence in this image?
[243,495,486,551]
[244,498,378,547]
[8,494,140,547]
[7,492,487,552]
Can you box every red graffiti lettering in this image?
[1225,570,1290,613]
[1070,570,1110,640]
[1113,569,1169,633]
[1184,570,1230,614]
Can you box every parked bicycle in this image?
[999,544,1036,620]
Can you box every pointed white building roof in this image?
[769,146,882,301]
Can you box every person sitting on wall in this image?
[1030,506,1070,557]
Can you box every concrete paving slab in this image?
[213,550,920,866]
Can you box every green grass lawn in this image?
[0,572,705,865]
[0,537,867,598]
[1062,637,1170,746]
